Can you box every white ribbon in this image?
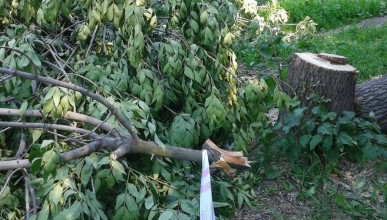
[200,150,215,220]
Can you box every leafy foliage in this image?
[273,104,387,166]
[0,0,280,219]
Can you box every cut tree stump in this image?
[283,52,387,134]
[355,75,387,133]
[285,52,357,114]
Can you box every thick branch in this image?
[0,137,121,170]
[132,139,213,163]
[0,67,137,141]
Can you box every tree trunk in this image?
[284,52,357,115]
[283,52,387,134]
[355,75,387,133]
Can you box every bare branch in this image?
[0,121,99,139]
[0,137,121,170]
[24,172,30,220]
[16,133,27,158]
[0,108,119,137]
[0,169,21,195]
[86,25,98,57]
[0,68,137,140]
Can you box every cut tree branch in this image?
[0,69,251,173]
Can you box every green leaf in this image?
[317,122,333,135]
[322,136,333,151]
[125,194,140,219]
[127,183,138,199]
[213,202,229,208]
[145,196,154,210]
[43,98,54,115]
[113,206,125,220]
[237,192,243,209]
[300,134,311,148]
[190,20,199,33]
[115,194,125,209]
[19,100,28,116]
[111,160,126,174]
[41,139,54,149]
[184,66,194,80]
[310,135,323,150]
[338,132,355,146]
[26,50,42,67]
[42,150,60,172]
[37,201,49,220]
[45,87,56,101]
[335,194,350,209]
[57,201,81,219]
[158,210,174,220]
[49,184,63,206]
[154,134,166,150]
[81,162,93,185]
[31,130,42,143]
[60,95,70,114]
[53,88,61,108]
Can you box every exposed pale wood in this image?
[318,52,347,64]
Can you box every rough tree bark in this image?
[284,52,357,114]
[283,52,387,134]
[355,75,387,133]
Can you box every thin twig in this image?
[15,133,26,158]
[65,45,78,66]
[24,173,30,220]
[86,25,99,57]
[48,20,84,46]
[22,169,37,214]
[71,112,113,140]
[0,168,21,196]
[0,46,35,66]
[45,129,87,145]
[0,108,120,137]
[0,121,99,138]
[33,39,70,81]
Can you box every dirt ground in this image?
[233,159,387,219]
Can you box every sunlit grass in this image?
[297,24,387,82]
[280,0,386,31]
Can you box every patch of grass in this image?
[297,24,387,82]
[280,0,386,31]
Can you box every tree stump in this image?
[284,52,357,114]
[355,75,387,133]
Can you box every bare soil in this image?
[233,158,387,219]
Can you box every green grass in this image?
[236,24,387,82]
[297,24,387,82]
[280,0,386,31]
